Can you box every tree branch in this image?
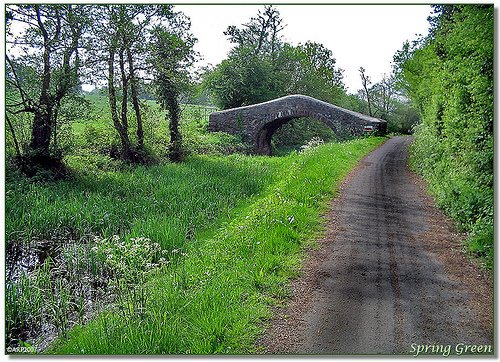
[5,54,36,111]
[6,113,23,159]
[6,107,36,115]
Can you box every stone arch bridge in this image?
[208,94,387,155]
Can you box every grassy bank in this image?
[46,137,384,354]
[6,154,284,348]
[6,136,384,353]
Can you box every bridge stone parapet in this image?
[208,94,387,155]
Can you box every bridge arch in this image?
[255,112,341,155]
[208,95,387,155]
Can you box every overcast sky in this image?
[176,4,433,93]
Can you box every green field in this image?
[70,94,217,136]
[6,119,385,352]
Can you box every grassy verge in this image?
[47,137,385,354]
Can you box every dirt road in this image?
[261,136,492,355]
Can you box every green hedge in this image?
[399,5,493,268]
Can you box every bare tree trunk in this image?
[108,46,133,160]
[29,109,52,152]
[167,94,183,162]
[119,48,128,134]
[127,48,144,151]
[52,102,60,150]
[359,67,373,117]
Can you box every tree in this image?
[358,67,373,117]
[149,14,197,162]
[353,69,419,132]
[285,42,345,103]
[87,5,179,163]
[204,6,286,109]
[6,5,90,176]
[205,7,348,110]
[370,74,398,119]
[203,46,279,109]
[224,5,285,57]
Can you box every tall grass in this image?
[47,137,385,354]
[6,155,283,249]
[6,152,286,349]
